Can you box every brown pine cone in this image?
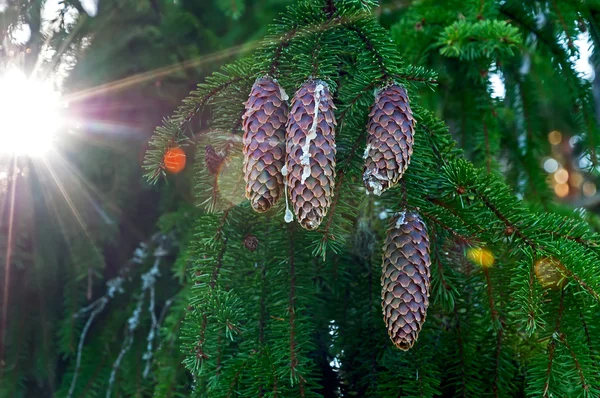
[363,85,415,195]
[286,80,336,230]
[205,145,225,175]
[381,211,431,350]
[242,77,289,212]
[243,234,259,252]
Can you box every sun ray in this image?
[0,156,18,372]
[64,40,258,104]
[32,160,80,256]
[40,156,104,265]
[45,149,122,220]
[31,156,100,308]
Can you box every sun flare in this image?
[0,69,63,156]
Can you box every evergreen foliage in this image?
[2,0,600,397]
[137,0,600,396]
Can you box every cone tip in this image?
[394,340,414,351]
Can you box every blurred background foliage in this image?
[0,0,291,395]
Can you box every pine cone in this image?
[243,234,259,252]
[205,145,225,175]
[242,76,289,212]
[381,211,430,350]
[286,80,336,230]
[363,85,415,195]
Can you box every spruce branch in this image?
[106,289,145,398]
[472,184,600,302]
[543,290,566,397]
[422,210,479,244]
[473,188,537,249]
[527,256,539,333]
[432,240,452,293]
[395,65,439,85]
[287,225,306,394]
[483,267,503,398]
[192,210,230,366]
[426,197,485,235]
[65,252,134,398]
[541,227,600,252]
[268,28,297,76]
[63,234,171,397]
[560,334,590,393]
[142,279,160,378]
[259,261,267,347]
[225,351,259,397]
[107,247,164,397]
[324,0,336,18]
[580,312,598,369]
[551,0,576,51]
[67,297,108,398]
[337,83,377,128]
[144,71,252,184]
[318,171,344,252]
[437,19,522,60]
[78,355,108,398]
[418,108,600,309]
[345,23,390,81]
[454,309,468,398]
[210,238,229,290]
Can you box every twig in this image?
[543,289,565,397]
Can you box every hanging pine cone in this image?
[363,85,415,195]
[205,144,225,175]
[381,211,431,350]
[286,80,336,230]
[242,76,289,212]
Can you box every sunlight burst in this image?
[0,69,64,156]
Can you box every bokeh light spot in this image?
[548,130,562,145]
[466,247,495,268]
[554,183,569,197]
[583,182,597,197]
[553,169,569,184]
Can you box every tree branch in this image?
[543,289,565,397]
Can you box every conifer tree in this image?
[137,0,600,396]
[3,0,600,397]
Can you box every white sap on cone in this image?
[300,83,324,184]
[282,164,293,223]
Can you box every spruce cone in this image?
[363,85,415,195]
[286,80,336,230]
[381,211,431,350]
[205,145,225,175]
[242,77,289,212]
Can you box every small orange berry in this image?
[164,146,186,174]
